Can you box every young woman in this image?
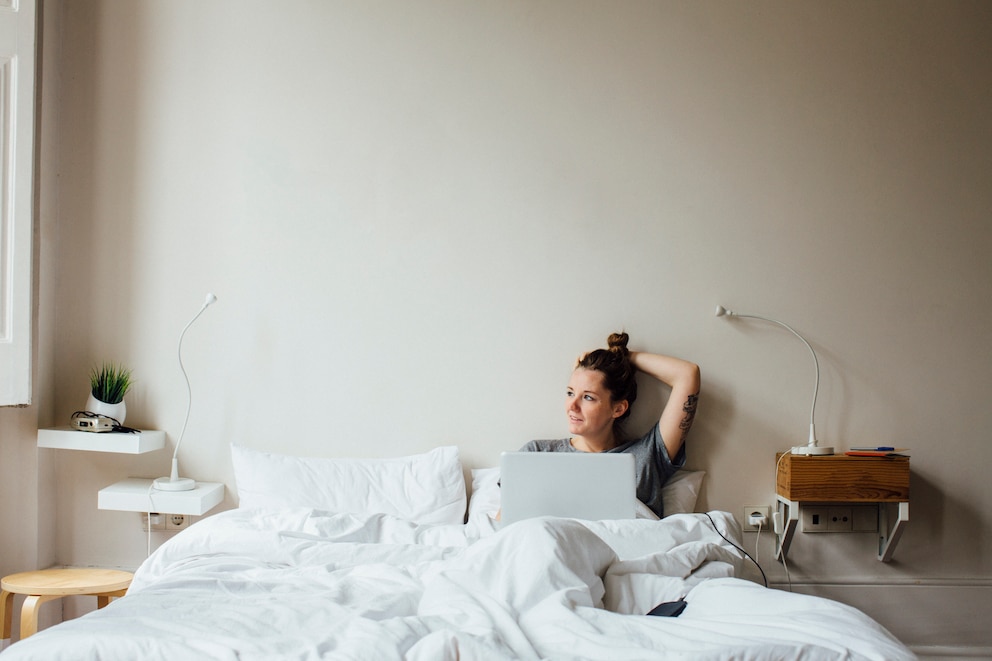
[521,332,700,518]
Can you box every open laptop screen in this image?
[499,451,637,525]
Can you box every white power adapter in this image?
[742,506,771,531]
[748,511,768,528]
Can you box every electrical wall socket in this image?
[742,505,771,532]
[827,507,853,531]
[141,513,191,532]
[803,507,830,532]
[803,506,877,533]
[166,514,190,530]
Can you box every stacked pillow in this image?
[231,444,704,524]
[231,444,467,526]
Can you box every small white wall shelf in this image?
[98,478,225,515]
[38,427,166,454]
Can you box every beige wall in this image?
[9,0,991,654]
[0,0,59,631]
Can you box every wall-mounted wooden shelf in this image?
[774,453,910,562]
[37,427,165,454]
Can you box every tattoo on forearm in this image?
[679,393,699,442]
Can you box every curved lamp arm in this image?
[716,305,832,455]
[154,293,218,491]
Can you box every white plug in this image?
[748,511,768,527]
[742,505,771,531]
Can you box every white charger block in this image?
[98,478,224,515]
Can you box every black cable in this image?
[112,424,140,434]
[704,511,768,588]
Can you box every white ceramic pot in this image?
[85,393,126,425]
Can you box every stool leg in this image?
[20,595,61,639]
[1,589,13,639]
[96,588,127,609]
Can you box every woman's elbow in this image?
[685,362,701,391]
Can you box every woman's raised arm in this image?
[629,351,700,459]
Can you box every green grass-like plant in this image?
[89,362,133,404]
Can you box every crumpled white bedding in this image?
[0,509,914,660]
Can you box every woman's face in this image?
[565,368,628,438]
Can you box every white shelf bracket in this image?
[774,495,799,561]
[878,500,909,562]
[775,496,908,562]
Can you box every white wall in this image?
[30,0,992,653]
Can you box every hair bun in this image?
[607,332,630,354]
[575,332,638,431]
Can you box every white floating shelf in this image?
[98,478,225,515]
[38,427,166,454]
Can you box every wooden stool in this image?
[1,568,132,640]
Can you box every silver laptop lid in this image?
[499,451,637,525]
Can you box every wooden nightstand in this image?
[774,453,909,562]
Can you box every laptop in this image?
[498,451,637,525]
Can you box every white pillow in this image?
[466,467,704,518]
[468,467,501,517]
[661,470,705,515]
[231,444,467,526]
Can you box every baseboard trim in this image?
[765,581,992,652]
[769,577,992,588]
[910,645,992,659]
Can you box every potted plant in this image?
[86,362,133,424]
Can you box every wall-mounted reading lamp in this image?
[716,305,834,456]
[154,293,218,491]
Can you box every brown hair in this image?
[576,332,637,431]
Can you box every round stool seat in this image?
[2,568,133,596]
[1,568,133,641]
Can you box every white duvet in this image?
[1,509,914,660]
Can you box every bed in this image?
[1,445,915,660]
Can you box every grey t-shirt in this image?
[520,424,685,518]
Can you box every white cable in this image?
[755,520,762,564]
[780,538,793,592]
[146,483,156,557]
[773,450,794,591]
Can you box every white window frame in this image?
[0,0,36,406]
